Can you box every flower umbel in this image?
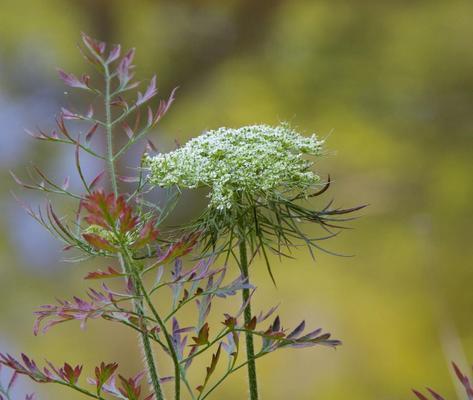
[145,123,362,400]
[145,123,324,210]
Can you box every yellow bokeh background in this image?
[1,1,472,399]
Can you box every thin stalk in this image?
[200,352,265,400]
[102,66,165,400]
[134,271,181,400]
[0,384,11,400]
[103,64,118,197]
[238,217,259,400]
[119,254,165,400]
[179,366,197,400]
[56,380,108,400]
[179,328,229,365]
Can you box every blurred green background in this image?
[1,0,473,399]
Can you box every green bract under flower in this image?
[145,124,324,210]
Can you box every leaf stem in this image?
[179,328,229,365]
[56,380,108,400]
[200,352,265,400]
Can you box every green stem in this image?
[179,366,197,400]
[238,219,259,400]
[119,254,166,400]
[0,384,11,400]
[104,64,118,197]
[134,272,181,400]
[102,65,165,400]
[179,328,229,365]
[201,352,265,400]
[56,381,108,400]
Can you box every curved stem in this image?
[238,218,259,400]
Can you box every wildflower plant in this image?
[145,125,365,398]
[1,34,345,400]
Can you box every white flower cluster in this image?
[145,124,324,210]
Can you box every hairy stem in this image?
[238,219,259,400]
[102,66,165,400]
[119,255,166,400]
[104,64,118,197]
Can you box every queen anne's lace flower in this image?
[145,124,324,210]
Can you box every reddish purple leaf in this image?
[107,44,121,63]
[85,267,123,280]
[426,388,446,400]
[57,69,90,90]
[89,170,105,191]
[412,390,429,400]
[61,107,80,120]
[85,123,99,142]
[122,122,134,139]
[136,75,157,105]
[83,233,117,252]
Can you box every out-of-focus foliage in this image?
[0,0,472,399]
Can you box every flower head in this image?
[145,123,324,210]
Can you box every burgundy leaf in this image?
[107,44,121,63]
[117,48,136,87]
[57,69,90,90]
[152,86,178,126]
[81,32,106,60]
[61,107,80,120]
[84,266,124,280]
[89,170,105,191]
[412,390,429,400]
[122,122,134,139]
[136,75,157,105]
[85,123,99,142]
[82,233,117,252]
[146,139,157,153]
[426,388,446,400]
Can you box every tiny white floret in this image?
[145,123,324,210]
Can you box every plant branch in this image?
[102,62,165,400]
[179,328,229,365]
[200,352,265,400]
[119,254,166,400]
[134,270,182,400]
[56,380,108,400]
